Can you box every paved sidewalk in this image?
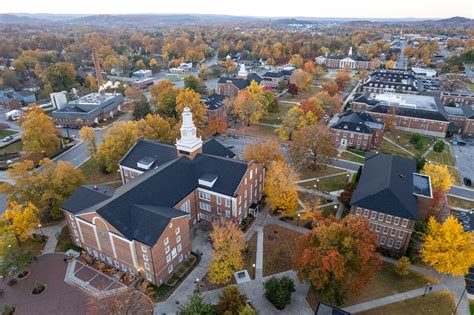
[266,215,309,234]
[295,172,349,184]
[37,220,67,254]
[255,227,264,280]
[244,205,270,241]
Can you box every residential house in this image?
[14,90,36,105]
[63,108,264,285]
[329,110,384,150]
[350,153,432,253]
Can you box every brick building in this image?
[315,47,378,70]
[62,108,264,285]
[329,110,384,150]
[350,153,432,253]
[261,67,293,89]
[361,69,420,94]
[440,92,474,107]
[351,92,451,138]
[216,65,262,98]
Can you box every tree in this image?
[395,256,411,277]
[289,124,337,170]
[80,126,97,157]
[0,232,33,276]
[386,60,395,69]
[338,182,357,209]
[290,69,312,91]
[3,202,39,243]
[178,293,218,315]
[421,216,474,276]
[289,54,304,68]
[322,79,339,96]
[263,276,295,310]
[132,98,151,120]
[176,88,207,126]
[208,219,245,285]
[299,97,324,119]
[304,60,315,74]
[433,140,445,153]
[87,288,153,315]
[312,65,325,79]
[0,159,84,222]
[315,91,342,115]
[206,115,227,135]
[152,80,178,118]
[288,83,298,95]
[41,62,77,92]
[247,80,262,96]
[96,121,141,173]
[264,160,299,217]
[184,75,199,92]
[438,76,464,92]
[261,91,279,113]
[243,140,285,169]
[124,86,144,103]
[84,76,98,93]
[137,114,176,144]
[294,216,382,305]
[234,90,265,126]
[0,69,20,90]
[421,163,453,194]
[20,105,60,156]
[218,285,247,315]
[277,107,316,141]
[335,70,351,90]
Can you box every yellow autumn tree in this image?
[20,105,60,156]
[234,90,265,126]
[247,80,262,96]
[208,219,245,284]
[421,163,453,194]
[243,140,285,169]
[175,88,207,126]
[421,216,474,276]
[137,114,176,144]
[96,121,141,172]
[264,160,299,217]
[386,60,395,69]
[290,69,312,91]
[79,126,97,157]
[277,107,317,141]
[3,202,39,242]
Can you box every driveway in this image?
[452,139,474,182]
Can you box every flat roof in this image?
[413,173,432,198]
[369,93,438,112]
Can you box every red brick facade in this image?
[331,128,384,150]
[217,81,239,98]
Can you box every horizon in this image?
[1,0,473,19]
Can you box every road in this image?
[396,40,406,69]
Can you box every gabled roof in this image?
[203,94,226,110]
[350,153,418,220]
[62,185,115,214]
[331,110,384,134]
[203,138,235,158]
[217,73,262,90]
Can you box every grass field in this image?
[0,140,22,154]
[341,151,365,164]
[0,129,19,139]
[55,226,81,253]
[448,196,474,210]
[260,102,295,125]
[243,234,257,279]
[379,138,413,159]
[263,224,301,276]
[279,85,320,103]
[385,130,433,156]
[358,291,455,315]
[467,82,474,93]
[426,148,455,166]
[302,174,349,192]
[79,158,121,184]
[298,166,344,180]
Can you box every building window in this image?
[391,229,396,237]
[114,261,120,268]
[356,207,362,215]
[146,274,152,281]
[369,222,374,229]
[176,235,181,243]
[177,243,182,252]
[363,209,369,217]
[225,198,231,207]
[168,264,173,274]
[216,196,221,205]
[387,239,394,247]
[395,240,402,249]
[386,215,392,224]
[181,200,191,213]
[238,207,241,215]
[383,226,389,234]
[179,254,184,262]
[171,248,177,259]
[165,245,170,254]
[217,208,222,215]
[141,245,147,253]
[225,210,230,218]
[375,224,381,232]
[399,231,405,238]
[250,170,253,179]
[121,264,127,272]
[164,237,169,246]
[166,254,171,263]
[402,219,408,227]
[394,217,400,225]
[380,236,386,245]
[199,202,211,212]
[100,253,105,260]
[238,196,241,204]
[199,191,211,201]
[378,213,385,221]
[244,190,247,198]
[143,254,149,262]
[370,211,377,220]
[175,227,180,235]
[144,262,150,271]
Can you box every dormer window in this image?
[137,157,154,170]
[198,174,218,188]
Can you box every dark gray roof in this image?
[350,153,419,220]
[217,73,262,90]
[62,185,115,214]
[120,138,235,171]
[331,110,383,134]
[51,93,124,120]
[462,105,474,119]
[369,103,449,122]
[413,173,432,198]
[315,302,351,315]
[203,94,226,110]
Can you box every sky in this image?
[1,0,473,19]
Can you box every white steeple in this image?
[237,63,248,79]
[176,107,202,157]
[348,47,353,56]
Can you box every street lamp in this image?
[453,287,467,315]
[38,224,44,238]
[297,213,301,226]
[423,283,431,297]
[195,278,200,292]
[252,263,256,278]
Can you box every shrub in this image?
[218,285,247,314]
[410,133,422,145]
[7,279,17,286]
[288,83,298,95]
[2,304,15,315]
[32,282,45,294]
[264,276,295,310]
[395,256,411,276]
[415,141,424,150]
[415,155,426,171]
[433,140,445,153]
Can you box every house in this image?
[14,90,36,105]
[261,67,293,89]
[329,110,384,150]
[63,108,264,285]
[350,153,432,253]
[351,92,451,138]
[51,92,124,127]
[361,69,420,94]
[216,64,262,98]
[315,47,377,70]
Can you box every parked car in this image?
[458,141,467,146]
[464,178,472,186]
[2,136,13,142]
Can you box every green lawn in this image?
[379,138,413,159]
[385,130,433,156]
[358,291,455,315]
[341,151,365,164]
[0,140,22,154]
[303,174,349,192]
[426,148,455,166]
[78,158,121,184]
[298,166,345,180]
[467,83,474,93]
[0,129,19,139]
[319,204,338,218]
[55,226,81,253]
[344,262,438,307]
[279,85,320,103]
[470,300,474,315]
[260,102,295,125]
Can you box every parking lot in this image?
[452,137,474,183]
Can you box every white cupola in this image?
[237,63,248,79]
[176,107,203,158]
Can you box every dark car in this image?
[464,177,472,186]
[458,141,466,146]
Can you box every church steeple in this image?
[176,107,203,159]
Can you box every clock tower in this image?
[176,107,203,159]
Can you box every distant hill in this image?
[0,14,46,24]
[274,18,316,25]
[420,16,472,24]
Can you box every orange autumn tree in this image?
[206,115,227,135]
[294,216,381,306]
[243,140,285,169]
